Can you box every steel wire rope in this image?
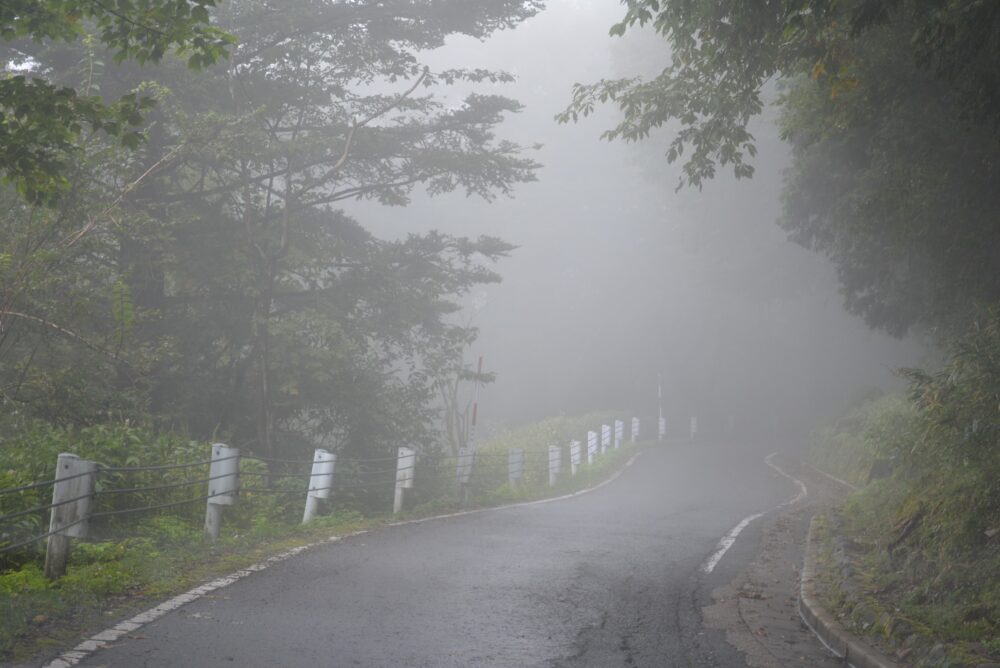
[101,454,238,473]
[241,454,315,466]
[0,468,104,497]
[238,477,395,494]
[0,478,59,497]
[95,470,236,495]
[341,465,411,477]
[0,489,101,525]
[238,470,314,480]
[88,490,232,520]
[238,487,310,495]
[0,516,90,555]
[332,478,400,490]
[334,454,404,464]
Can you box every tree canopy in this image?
[1,0,234,203]
[0,0,542,462]
[562,0,1000,337]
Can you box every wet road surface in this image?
[71,441,839,667]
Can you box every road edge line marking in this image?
[801,461,860,491]
[699,451,808,574]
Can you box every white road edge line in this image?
[700,452,808,574]
[43,449,645,668]
[801,461,860,491]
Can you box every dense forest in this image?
[1,1,545,464]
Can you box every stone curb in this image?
[800,514,902,668]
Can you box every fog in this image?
[345,0,922,438]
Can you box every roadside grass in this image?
[807,393,920,488]
[809,394,1000,666]
[0,509,372,663]
[1,424,649,664]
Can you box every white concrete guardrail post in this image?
[614,420,624,449]
[658,417,666,441]
[586,431,597,465]
[631,417,640,443]
[548,445,562,486]
[204,443,239,541]
[302,449,336,524]
[600,424,611,453]
[393,446,415,514]
[508,448,524,488]
[569,440,582,476]
[44,453,98,580]
[456,446,474,506]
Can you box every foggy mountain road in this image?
[69,443,837,667]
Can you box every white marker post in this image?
[614,420,624,449]
[302,449,336,524]
[456,447,474,487]
[631,417,640,443]
[205,444,240,541]
[393,447,416,514]
[601,424,611,453]
[456,446,474,507]
[569,440,582,476]
[657,373,664,441]
[548,445,562,486]
[44,453,98,579]
[586,431,598,465]
[508,448,524,487]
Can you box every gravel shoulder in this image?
[701,454,853,667]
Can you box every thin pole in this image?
[468,356,482,450]
[658,372,663,425]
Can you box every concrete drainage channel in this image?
[799,516,900,668]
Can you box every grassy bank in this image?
[809,389,1000,666]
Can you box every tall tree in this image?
[560,0,1000,337]
[0,1,542,460]
[1,0,233,203]
[559,0,1000,190]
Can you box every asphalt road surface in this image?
[71,441,838,667]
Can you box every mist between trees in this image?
[2,0,999,603]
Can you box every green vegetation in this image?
[1,0,234,203]
[809,311,1000,664]
[808,392,920,488]
[564,0,1000,339]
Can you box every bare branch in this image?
[0,310,133,366]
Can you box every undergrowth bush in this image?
[810,310,1000,659]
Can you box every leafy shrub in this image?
[809,393,920,486]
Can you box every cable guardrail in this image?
[96,472,230,495]
[1,416,651,577]
[242,454,316,466]
[0,490,98,525]
[101,454,238,473]
[0,468,100,496]
[88,491,232,520]
[0,517,90,556]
